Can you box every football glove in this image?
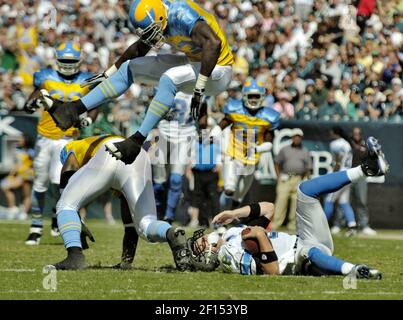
[190,88,205,121]
[24,89,52,114]
[105,132,146,164]
[48,99,87,131]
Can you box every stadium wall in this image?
[1,115,402,228]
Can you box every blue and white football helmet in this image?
[55,42,81,76]
[242,79,265,111]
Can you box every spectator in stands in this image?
[360,87,381,119]
[347,87,363,120]
[318,90,345,120]
[335,79,352,112]
[311,78,329,108]
[272,91,295,119]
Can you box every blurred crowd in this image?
[0,0,402,127]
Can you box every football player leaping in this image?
[23,42,98,245]
[187,137,388,278]
[210,79,280,210]
[47,134,189,270]
[45,0,234,165]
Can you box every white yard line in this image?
[0,269,36,272]
[1,289,403,296]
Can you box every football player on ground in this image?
[209,79,280,210]
[187,137,388,278]
[47,134,189,270]
[45,0,234,166]
[23,42,98,245]
[152,92,197,224]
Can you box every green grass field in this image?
[1,220,403,300]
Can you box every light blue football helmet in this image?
[242,79,266,110]
[55,42,81,76]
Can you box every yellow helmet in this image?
[129,0,168,48]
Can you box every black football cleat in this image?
[351,264,382,280]
[167,227,190,271]
[361,137,389,176]
[25,227,43,245]
[50,247,86,270]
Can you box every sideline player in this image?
[152,92,197,223]
[187,137,387,278]
[23,41,97,245]
[324,126,358,236]
[48,135,189,270]
[45,0,234,165]
[209,79,280,210]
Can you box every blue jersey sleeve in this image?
[223,99,242,115]
[262,107,281,130]
[169,1,204,36]
[33,69,46,89]
[33,68,56,89]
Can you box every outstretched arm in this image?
[212,202,274,225]
[114,40,151,69]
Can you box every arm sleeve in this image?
[33,71,43,89]
[177,3,204,37]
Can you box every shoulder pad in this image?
[260,107,281,129]
[223,99,243,115]
[33,68,58,88]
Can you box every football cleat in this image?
[361,226,377,236]
[345,226,357,237]
[361,137,389,176]
[50,227,60,237]
[25,227,43,245]
[351,264,382,280]
[50,247,86,270]
[167,227,190,271]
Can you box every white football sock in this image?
[346,166,364,182]
[341,262,355,275]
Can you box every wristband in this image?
[259,251,278,264]
[105,64,118,77]
[249,203,261,219]
[195,74,208,91]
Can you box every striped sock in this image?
[57,210,82,249]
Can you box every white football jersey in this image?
[330,138,352,170]
[217,226,297,275]
[158,91,196,144]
